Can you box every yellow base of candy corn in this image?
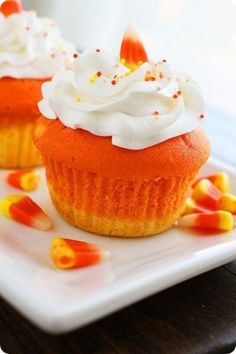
[218,193,236,214]
[0,195,23,217]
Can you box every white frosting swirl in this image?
[38,48,205,150]
[0,11,75,78]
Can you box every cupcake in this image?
[35,27,210,237]
[0,0,75,168]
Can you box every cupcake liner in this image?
[43,155,197,237]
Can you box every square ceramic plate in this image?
[0,158,235,334]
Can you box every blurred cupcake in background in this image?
[0,0,75,168]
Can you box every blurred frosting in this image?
[0,10,75,78]
[38,48,205,150]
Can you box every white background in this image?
[21,0,236,119]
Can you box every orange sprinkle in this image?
[111,80,116,85]
[73,53,78,59]
[177,90,182,95]
[173,94,178,99]
[96,71,102,77]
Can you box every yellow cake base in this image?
[0,123,41,168]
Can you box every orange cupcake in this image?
[35,27,210,237]
[0,0,75,168]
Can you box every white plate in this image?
[0,158,235,334]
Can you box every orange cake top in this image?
[35,117,210,179]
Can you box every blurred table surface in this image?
[0,108,236,354]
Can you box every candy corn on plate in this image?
[0,159,235,334]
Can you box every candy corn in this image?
[177,211,234,231]
[7,169,41,192]
[177,171,235,233]
[50,237,110,269]
[120,26,148,71]
[192,179,222,209]
[0,0,22,17]
[182,197,210,216]
[218,193,236,214]
[0,195,52,230]
[192,172,229,193]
